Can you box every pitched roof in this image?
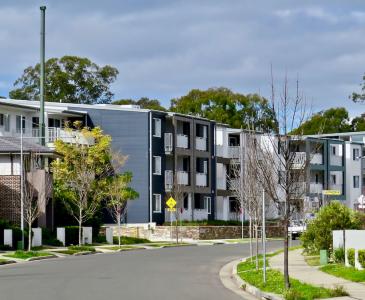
[0,137,55,155]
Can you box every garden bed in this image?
[4,250,55,260]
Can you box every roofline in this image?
[0,101,39,111]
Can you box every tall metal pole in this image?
[20,115,24,249]
[40,6,46,146]
[262,188,266,284]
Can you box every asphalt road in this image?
[0,240,284,300]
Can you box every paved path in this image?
[0,241,284,300]
[269,249,365,300]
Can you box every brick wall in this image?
[111,225,284,241]
[0,176,21,226]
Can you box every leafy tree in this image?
[52,124,112,245]
[351,117,365,132]
[292,107,352,135]
[170,87,276,130]
[9,56,118,104]
[351,73,365,102]
[113,97,166,111]
[301,202,362,255]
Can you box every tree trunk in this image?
[255,222,259,270]
[78,219,82,246]
[118,212,121,247]
[249,215,253,261]
[284,217,290,289]
[28,223,32,251]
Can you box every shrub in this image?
[95,235,107,244]
[347,248,355,267]
[42,228,63,246]
[65,226,79,246]
[68,245,95,252]
[333,248,345,264]
[358,249,365,268]
[113,236,150,245]
[301,202,362,255]
[330,285,349,297]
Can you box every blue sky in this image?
[0,0,365,116]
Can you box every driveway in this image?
[0,240,284,300]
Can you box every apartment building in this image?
[0,99,216,224]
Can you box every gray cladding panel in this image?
[76,108,150,223]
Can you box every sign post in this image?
[166,197,177,241]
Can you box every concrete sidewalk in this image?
[269,249,365,300]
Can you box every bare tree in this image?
[167,172,185,244]
[252,73,313,288]
[23,153,52,251]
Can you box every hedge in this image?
[333,248,345,264]
[358,249,365,268]
[347,248,355,267]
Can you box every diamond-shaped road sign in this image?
[166,197,177,209]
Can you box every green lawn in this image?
[113,236,151,245]
[4,250,53,260]
[305,256,320,267]
[103,245,143,251]
[146,242,190,248]
[320,264,365,282]
[237,256,348,299]
[57,245,96,255]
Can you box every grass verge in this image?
[304,256,320,267]
[237,255,348,299]
[146,242,190,248]
[57,245,96,255]
[320,264,365,283]
[103,245,143,251]
[113,236,150,245]
[4,250,53,260]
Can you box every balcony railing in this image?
[310,153,323,165]
[330,155,343,166]
[196,173,207,187]
[292,152,306,168]
[228,146,240,159]
[32,127,94,146]
[165,170,173,191]
[176,134,189,149]
[195,137,207,151]
[177,171,189,185]
[164,133,173,154]
[310,183,323,194]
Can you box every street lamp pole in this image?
[20,115,24,249]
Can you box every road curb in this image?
[220,258,282,300]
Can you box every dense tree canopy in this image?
[170,87,276,130]
[351,73,365,102]
[9,56,119,104]
[112,97,166,111]
[291,107,352,135]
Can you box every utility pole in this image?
[40,6,46,146]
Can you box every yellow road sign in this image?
[323,190,341,196]
[166,197,177,209]
[167,208,176,212]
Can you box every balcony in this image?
[176,134,189,149]
[228,178,240,190]
[330,155,343,166]
[32,127,94,146]
[228,146,240,159]
[165,170,173,191]
[164,133,173,154]
[196,173,207,187]
[310,183,323,194]
[195,137,207,151]
[177,171,189,185]
[310,153,323,165]
[292,152,306,169]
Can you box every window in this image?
[152,194,161,213]
[353,148,360,161]
[152,156,161,175]
[16,115,26,133]
[152,118,161,137]
[4,114,10,132]
[32,117,39,128]
[354,176,360,188]
[229,199,239,213]
[330,174,336,185]
[331,146,336,155]
[183,194,189,210]
[0,113,3,126]
[204,196,211,214]
[315,173,319,184]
